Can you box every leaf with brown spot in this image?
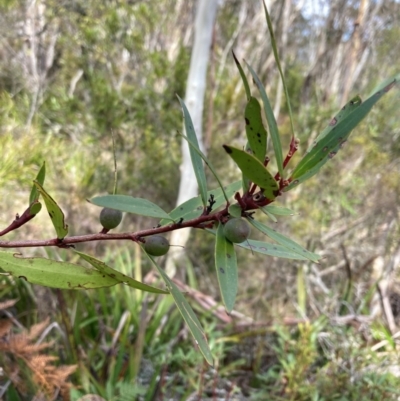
[34,181,68,239]
[215,222,238,313]
[244,96,267,163]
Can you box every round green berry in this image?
[144,235,170,256]
[223,218,251,243]
[99,207,123,230]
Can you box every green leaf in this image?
[0,251,119,289]
[206,229,308,260]
[368,74,399,96]
[286,79,397,191]
[177,96,208,207]
[260,207,277,223]
[288,96,362,183]
[248,219,320,263]
[232,50,251,100]
[244,97,268,163]
[228,204,242,218]
[312,96,362,145]
[34,181,68,239]
[178,131,229,202]
[262,205,295,216]
[223,145,278,199]
[242,142,252,193]
[245,62,284,178]
[160,181,242,226]
[237,239,309,260]
[262,2,295,139]
[215,223,238,313]
[29,201,42,216]
[90,195,172,221]
[74,250,168,294]
[144,251,213,365]
[29,162,46,205]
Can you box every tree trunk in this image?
[165,0,219,277]
[340,0,369,104]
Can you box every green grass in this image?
[2,246,400,400]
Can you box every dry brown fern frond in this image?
[0,318,12,337]
[6,336,54,356]
[0,298,18,310]
[27,317,51,341]
[0,303,77,401]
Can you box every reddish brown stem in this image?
[0,206,36,237]
[275,136,299,181]
[0,207,227,249]
[0,188,283,250]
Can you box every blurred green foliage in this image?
[0,0,400,399]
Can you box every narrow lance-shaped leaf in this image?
[29,162,46,205]
[232,50,251,100]
[238,239,309,260]
[206,229,309,260]
[143,250,213,365]
[368,74,399,96]
[259,207,277,223]
[242,142,252,193]
[215,222,238,313]
[262,1,295,139]
[245,97,268,163]
[248,218,320,263]
[0,251,119,289]
[74,250,169,294]
[223,145,278,200]
[159,181,242,226]
[262,205,295,216]
[178,131,229,202]
[286,79,397,191]
[259,204,296,221]
[177,96,208,207]
[29,162,46,217]
[34,181,68,239]
[90,195,172,221]
[245,61,284,178]
[289,96,362,181]
[311,96,362,146]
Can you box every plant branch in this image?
[0,207,227,249]
[0,206,37,237]
[0,185,283,250]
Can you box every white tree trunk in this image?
[165,0,219,277]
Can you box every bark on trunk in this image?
[165,0,219,277]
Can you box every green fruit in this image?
[99,207,123,230]
[223,218,251,243]
[144,235,170,256]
